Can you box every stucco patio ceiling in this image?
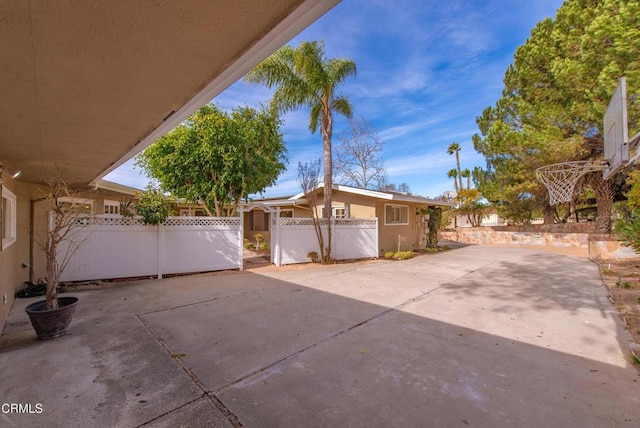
[0,0,338,186]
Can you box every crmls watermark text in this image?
[1,403,43,414]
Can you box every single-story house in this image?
[242,184,453,253]
[0,0,339,332]
[26,180,141,284]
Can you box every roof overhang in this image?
[0,0,340,186]
[290,184,454,207]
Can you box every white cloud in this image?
[105,0,564,202]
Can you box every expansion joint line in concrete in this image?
[139,288,266,316]
[213,279,463,397]
[135,314,243,428]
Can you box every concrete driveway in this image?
[1,244,638,427]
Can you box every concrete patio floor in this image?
[1,244,639,427]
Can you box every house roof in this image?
[241,196,297,208]
[94,179,141,196]
[0,0,339,186]
[291,184,454,207]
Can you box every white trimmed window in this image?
[322,205,349,219]
[59,197,94,214]
[1,187,17,250]
[385,204,409,225]
[103,199,120,215]
[332,206,348,219]
[280,209,294,218]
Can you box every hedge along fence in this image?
[58,216,242,282]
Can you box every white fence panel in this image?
[58,216,241,282]
[275,218,378,265]
[162,217,242,274]
[277,219,323,265]
[333,219,378,260]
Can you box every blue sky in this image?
[105,0,564,199]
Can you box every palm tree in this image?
[460,168,471,190]
[447,142,463,191]
[447,168,459,193]
[245,41,356,262]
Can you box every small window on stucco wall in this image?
[321,205,349,219]
[2,186,17,250]
[280,209,294,218]
[104,199,120,215]
[385,204,409,225]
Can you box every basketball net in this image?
[535,161,605,205]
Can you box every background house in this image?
[243,184,452,253]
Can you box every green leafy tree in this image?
[245,40,356,262]
[135,186,174,225]
[457,188,487,227]
[616,170,640,252]
[137,104,286,216]
[426,207,442,248]
[473,0,640,233]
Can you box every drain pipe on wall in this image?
[29,197,46,285]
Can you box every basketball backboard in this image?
[603,77,629,180]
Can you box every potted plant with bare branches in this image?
[25,174,92,339]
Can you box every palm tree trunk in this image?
[590,173,615,234]
[323,124,333,262]
[455,151,463,191]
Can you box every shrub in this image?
[616,214,640,254]
[384,251,414,260]
[307,251,318,263]
[394,251,414,260]
[135,186,173,225]
[243,239,255,250]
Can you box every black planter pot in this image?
[25,296,79,340]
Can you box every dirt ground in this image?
[599,259,640,348]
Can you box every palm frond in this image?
[331,95,353,119]
[309,103,322,134]
[327,58,357,87]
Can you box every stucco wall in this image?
[0,178,34,332]
[375,201,425,253]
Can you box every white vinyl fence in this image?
[58,216,242,282]
[272,218,378,266]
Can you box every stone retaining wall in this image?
[439,227,640,261]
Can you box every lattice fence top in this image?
[278,217,377,227]
[163,217,240,227]
[85,216,145,226]
[80,215,240,227]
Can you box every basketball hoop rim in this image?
[535,160,608,206]
[535,160,608,173]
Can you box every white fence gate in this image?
[58,216,242,282]
[272,217,378,266]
